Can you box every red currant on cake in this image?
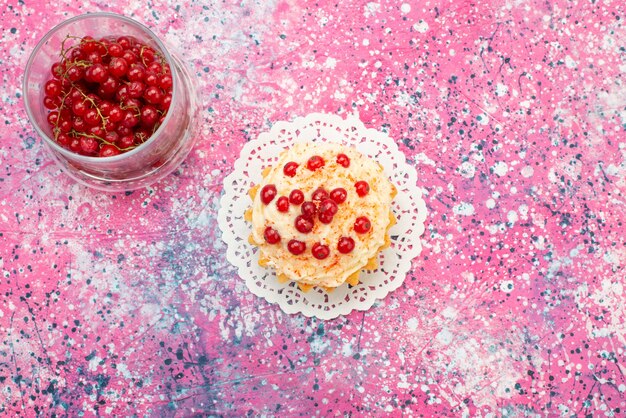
[355,180,370,197]
[301,201,317,218]
[295,215,314,233]
[287,240,306,255]
[318,212,333,225]
[283,162,299,177]
[289,189,304,205]
[337,237,355,254]
[329,188,347,204]
[354,216,371,234]
[311,187,328,202]
[312,243,330,260]
[276,196,290,212]
[264,227,281,244]
[307,155,325,171]
[336,153,350,167]
[321,199,338,214]
[260,184,277,204]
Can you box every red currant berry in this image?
[123,98,141,111]
[86,93,101,105]
[140,47,156,63]
[99,144,121,157]
[44,79,62,98]
[121,50,138,64]
[337,153,350,167]
[85,63,108,83]
[69,87,84,104]
[307,155,325,171]
[117,135,135,149]
[104,131,119,145]
[301,201,316,218]
[127,81,145,99]
[295,215,314,233]
[72,100,89,116]
[86,51,103,65]
[99,101,113,116]
[59,76,72,90]
[264,227,281,244]
[43,96,58,110]
[144,72,159,86]
[99,77,119,97]
[115,85,129,101]
[287,240,306,255]
[143,86,163,104]
[311,187,328,202]
[69,137,81,153]
[72,116,87,132]
[312,243,330,260]
[109,57,129,78]
[140,105,159,127]
[88,125,105,138]
[147,61,163,74]
[319,199,338,216]
[329,187,347,204]
[354,216,371,234]
[58,119,72,133]
[283,161,298,177]
[134,127,151,143]
[66,65,85,82]
[104,119,117,133]
[121,110,140,128]
[117,36,133,49]
[159,94,172,111]
[159,74,173,90]
[127,64,146,82]
[108,42,124,57]
[116,124,132,137]
[289,189,304,205]
[318,212,334,224]
[51,62,64,78]
[56,133,70,148]
[355,180,370,197]
[70,48,85,61]
[80,136,99,155]
[260,184,277,204]
[276,196,290,213]
[337,236,355,254]
[79,36,98,53]
[83,108,101,126]
[108,105,124,123]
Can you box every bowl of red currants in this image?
[23,12,200,191]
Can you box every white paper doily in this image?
[217,113,427,319]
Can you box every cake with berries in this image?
[245,142,397,291]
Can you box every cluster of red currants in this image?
[42,35,173,157]
[260,153,373,259]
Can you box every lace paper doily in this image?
[218,113,427,319]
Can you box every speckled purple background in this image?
[1,0,625,416]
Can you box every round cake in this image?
[246,142,397,291]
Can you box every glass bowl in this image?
[23,12,200,191]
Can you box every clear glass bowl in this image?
[23,12,200,191]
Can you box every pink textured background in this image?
[1,0,625,416]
